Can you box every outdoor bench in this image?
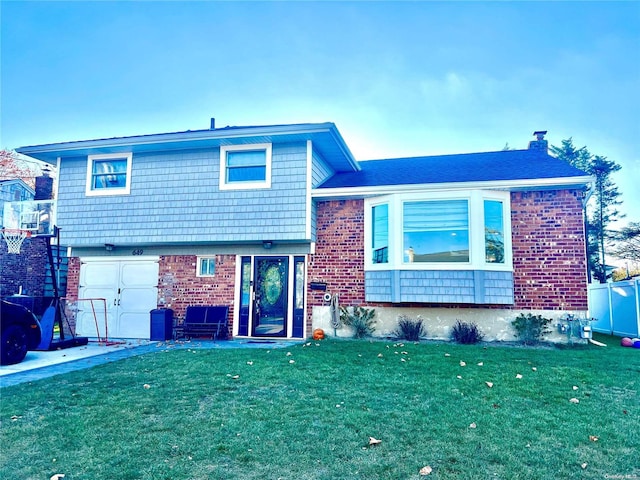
[182,305,230,340]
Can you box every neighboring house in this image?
[15,122,592,341]
[0,179,35,218]
[0,175,67,308]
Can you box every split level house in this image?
[15,121,592,342]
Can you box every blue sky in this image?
[1,1,638,223]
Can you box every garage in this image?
[75,257,159,340]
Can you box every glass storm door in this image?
[252,257,289,337]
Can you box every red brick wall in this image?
[65,257,81,302]
[308,200,365,329]
[0,238,49,298]
[158,255,236,333]
[511,189,588,310]
[311,191,588,314]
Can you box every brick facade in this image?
[511,189,588,310]
[158,255,236,335]
[308,199,365,307]
[0,237,49,298]
[310,191,588,312]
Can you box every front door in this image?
[252,256,288,337]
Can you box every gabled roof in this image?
[0,178,35,195]
[316,148,591,192]
[16,122,360,173]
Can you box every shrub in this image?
[394,315,426,341]
[450,320,484,344]
[511,313,552,345]
[340,306,376,339]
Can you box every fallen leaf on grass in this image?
[477,362,483,366]
[515,374,523,379]
[143,384,151,389]
[50,475,65,480]
[289,360,295,364]
[246,361,253,366]
[459,361,466,367]
[589,435,598,442]
[581,463,588,469]
[377,353,384,358]
[469,423,477,429]
[419,465,433,475]
[573,385,579,391]
[10,415,21,421]
[457,375,462,379]
[531,367,537,372]
[569,398,580,404]
[444,353,451,357]
[485,382,494,388]
[369,437,382,445]
[286,352,292,356]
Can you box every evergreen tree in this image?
[551,139,624,282]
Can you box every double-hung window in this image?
[86,153,132,196]
[219,143,272,190]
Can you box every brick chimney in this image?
[34,170,54,200]
[528,130,548,153]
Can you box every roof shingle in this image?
[317,149,589,188]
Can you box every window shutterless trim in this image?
[196,256,217,277]
[85,152,132,196]
[365,190,512,271]
[219,143,272,190]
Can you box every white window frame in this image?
[196,256,217,277]
[85,152,133,196]
[219,143,272,190]
[364,190,512,271]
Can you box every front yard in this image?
[1,336,638,479]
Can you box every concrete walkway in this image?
[0,339,298,388]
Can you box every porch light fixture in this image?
[262,240,273,249]
[105,243,114,251]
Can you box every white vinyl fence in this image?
[588,278,640,338]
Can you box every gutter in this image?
[312,175,595,199]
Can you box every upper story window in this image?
[365,190,511,271]
[219,143,272,190]
[86,153,132,196]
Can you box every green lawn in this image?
[1,335,638,479]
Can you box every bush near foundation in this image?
[450,320,484,344]
[393,315,426,341]
[511,313,552,345]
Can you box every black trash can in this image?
[150,308,174,341]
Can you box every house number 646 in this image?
[132,249,144,256]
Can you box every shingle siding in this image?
[57,143,309,246]
[365,270,514,304]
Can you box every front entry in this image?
[237,255,305,338]
[253,257,288,336]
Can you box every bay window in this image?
[366,190,511,270]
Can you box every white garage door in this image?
[76,257,159,340]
